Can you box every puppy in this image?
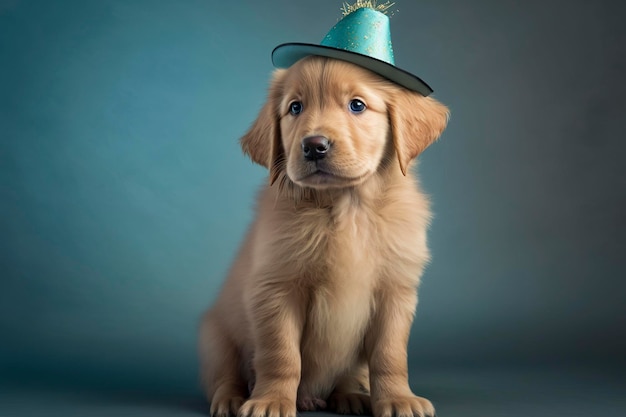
[199,56,449,417]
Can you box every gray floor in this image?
[2,366,624,417]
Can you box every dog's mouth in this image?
[294,168,369,188]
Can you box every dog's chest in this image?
[299,265,372,387]
[297,202,380,371]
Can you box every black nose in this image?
[302,136,330,161]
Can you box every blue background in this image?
[1,0,625,416]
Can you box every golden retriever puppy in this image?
[199,56,449,417]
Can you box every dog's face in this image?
[241,56,449,190]
[278,58,391,189]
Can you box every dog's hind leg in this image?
[199,311,248,417]
[328,362,371,415]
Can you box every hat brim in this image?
[272,43,433,97]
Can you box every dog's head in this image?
[241,56,448,190]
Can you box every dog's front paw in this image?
[210,395,245,417]
[238,397,296,417]
[328,392,371,415]
[373,395,434,417]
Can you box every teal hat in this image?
[272,2,433,96]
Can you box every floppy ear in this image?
[388,90,450,175]
[240,70,286,185]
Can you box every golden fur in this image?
[199,56,449,417]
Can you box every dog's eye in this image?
[349,99,366,113]
[289,101,303,115]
